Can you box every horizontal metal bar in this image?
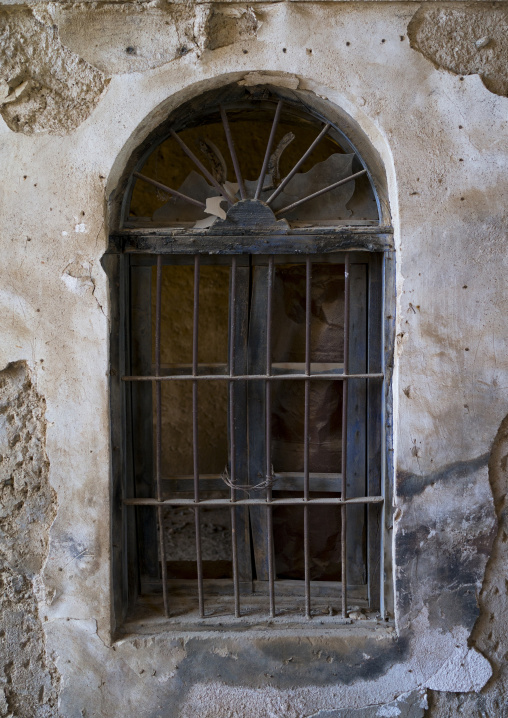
[125,496,384,507]
[153,362,345,377]
[122,372,384,382]
[162,471,343,493]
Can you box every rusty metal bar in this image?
[274,169,367,217]
[155,254,170,617]
[341,254,351,619]
[126,496,383,507]
[266,123,331,206]
[220,105,246,200]
[266,255,275,618]
[192,255,204,617]
[169,129,236,206]
[133,172,207,210]
[123,372,383,382]
[254,100,283,200]
[229,256,240,617]
[304,256,312,619]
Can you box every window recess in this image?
[117,249,385,624]
[106,92,393,628]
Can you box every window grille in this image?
[107,92,393,627]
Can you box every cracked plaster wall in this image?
[0,1,507,716]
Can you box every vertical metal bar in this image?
[220,105,246,200]
[265,123,331,206]
[192,255,204,617]
[254,100,283,200]
[169,129,236,206]
[266,256,275,618]
[229,257,240,617]
[380,253,388,620]
[341,254,351,619]
[304,257,312,619]
[155,254,169,617]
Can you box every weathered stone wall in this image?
[0,1,507,716]
[0,362,59,717]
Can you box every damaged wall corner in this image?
[427,413,508,716]
[407,5,508,97]
[0,361,59,717]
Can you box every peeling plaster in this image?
[0,7,106,134]
[408,5,508,97]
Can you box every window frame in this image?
[104,228,395,632]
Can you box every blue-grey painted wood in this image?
[130,265,159,581]
[346,263,368,586]
[366,253,383,610]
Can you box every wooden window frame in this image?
[104,225,395,631]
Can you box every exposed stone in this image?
[408,5,508,97]
[427,414,508,715]
[205,6,259,51]
[0,7,106,134]
[0,362,59,717]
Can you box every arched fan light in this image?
[132,100,369,228]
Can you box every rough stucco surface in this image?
[0,362,59,717]
[408,5,508,97]
[0,0,507,715]
[0,7,106,133]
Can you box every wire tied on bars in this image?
[220,465,276,493]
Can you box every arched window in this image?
[106,84,394,630]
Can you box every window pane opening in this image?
[126,98,380,229]
[124,252,383,625]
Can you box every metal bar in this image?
[266,256,275,618]
[341,254,351,619]
[254,100,283,200]
[192,255,204,617]
[155,254,169,617]
[229,256,240,617]
[266,123,331,206]
[169,129,236,206]
[125,496,384,507]
[220,105,246,200]
[304,256,311,619]
[133,172,207,210]
[274,170,367,217]
[123,372,384,382]
[162,471,342,482]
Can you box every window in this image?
[106,87,393,630]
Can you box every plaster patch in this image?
[239,71,300,90]
[54,3,210,76]
[426,647,492,693]
[376,705,401,717]
[408,6,508,97]
[61,259,94,297]
[0,7,106,134]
